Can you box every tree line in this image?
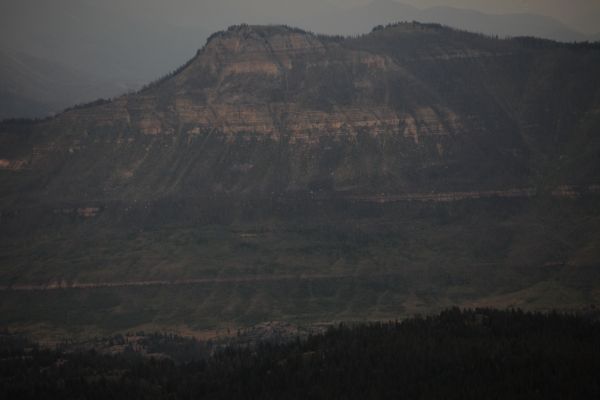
[2,308,600,399]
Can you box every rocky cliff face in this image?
[1,24,600,337]
[4,23,600,205]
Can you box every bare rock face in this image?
[1,23,600,203]
[172,25,465,142]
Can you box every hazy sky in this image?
[96,0,600,33]
[2,0,598,33]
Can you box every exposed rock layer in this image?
[2,24,600,205]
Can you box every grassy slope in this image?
[1,197,599,339]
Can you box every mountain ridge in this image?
[0,49,136,120]
[2,0,597,120]
[1,23,600,338]
[304,1,591,42]
[3,22,600,199]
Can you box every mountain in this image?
[0,49,135,120]
[1,24,600,338]
[0,0,593,120]
[306,0,589,42]
[420,6,588,41]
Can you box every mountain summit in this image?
[1,24,600,336]
[2,23,599,200]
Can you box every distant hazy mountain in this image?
[0,0,210,119]
[0,0,210,84]
[0,50,134,120]
[305,0,589,42]
[400,0,600,35]
[419,6,588,42]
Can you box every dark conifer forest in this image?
[2,308,600,399]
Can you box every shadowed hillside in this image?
[0,50,133,120]
[2,309,600,399]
